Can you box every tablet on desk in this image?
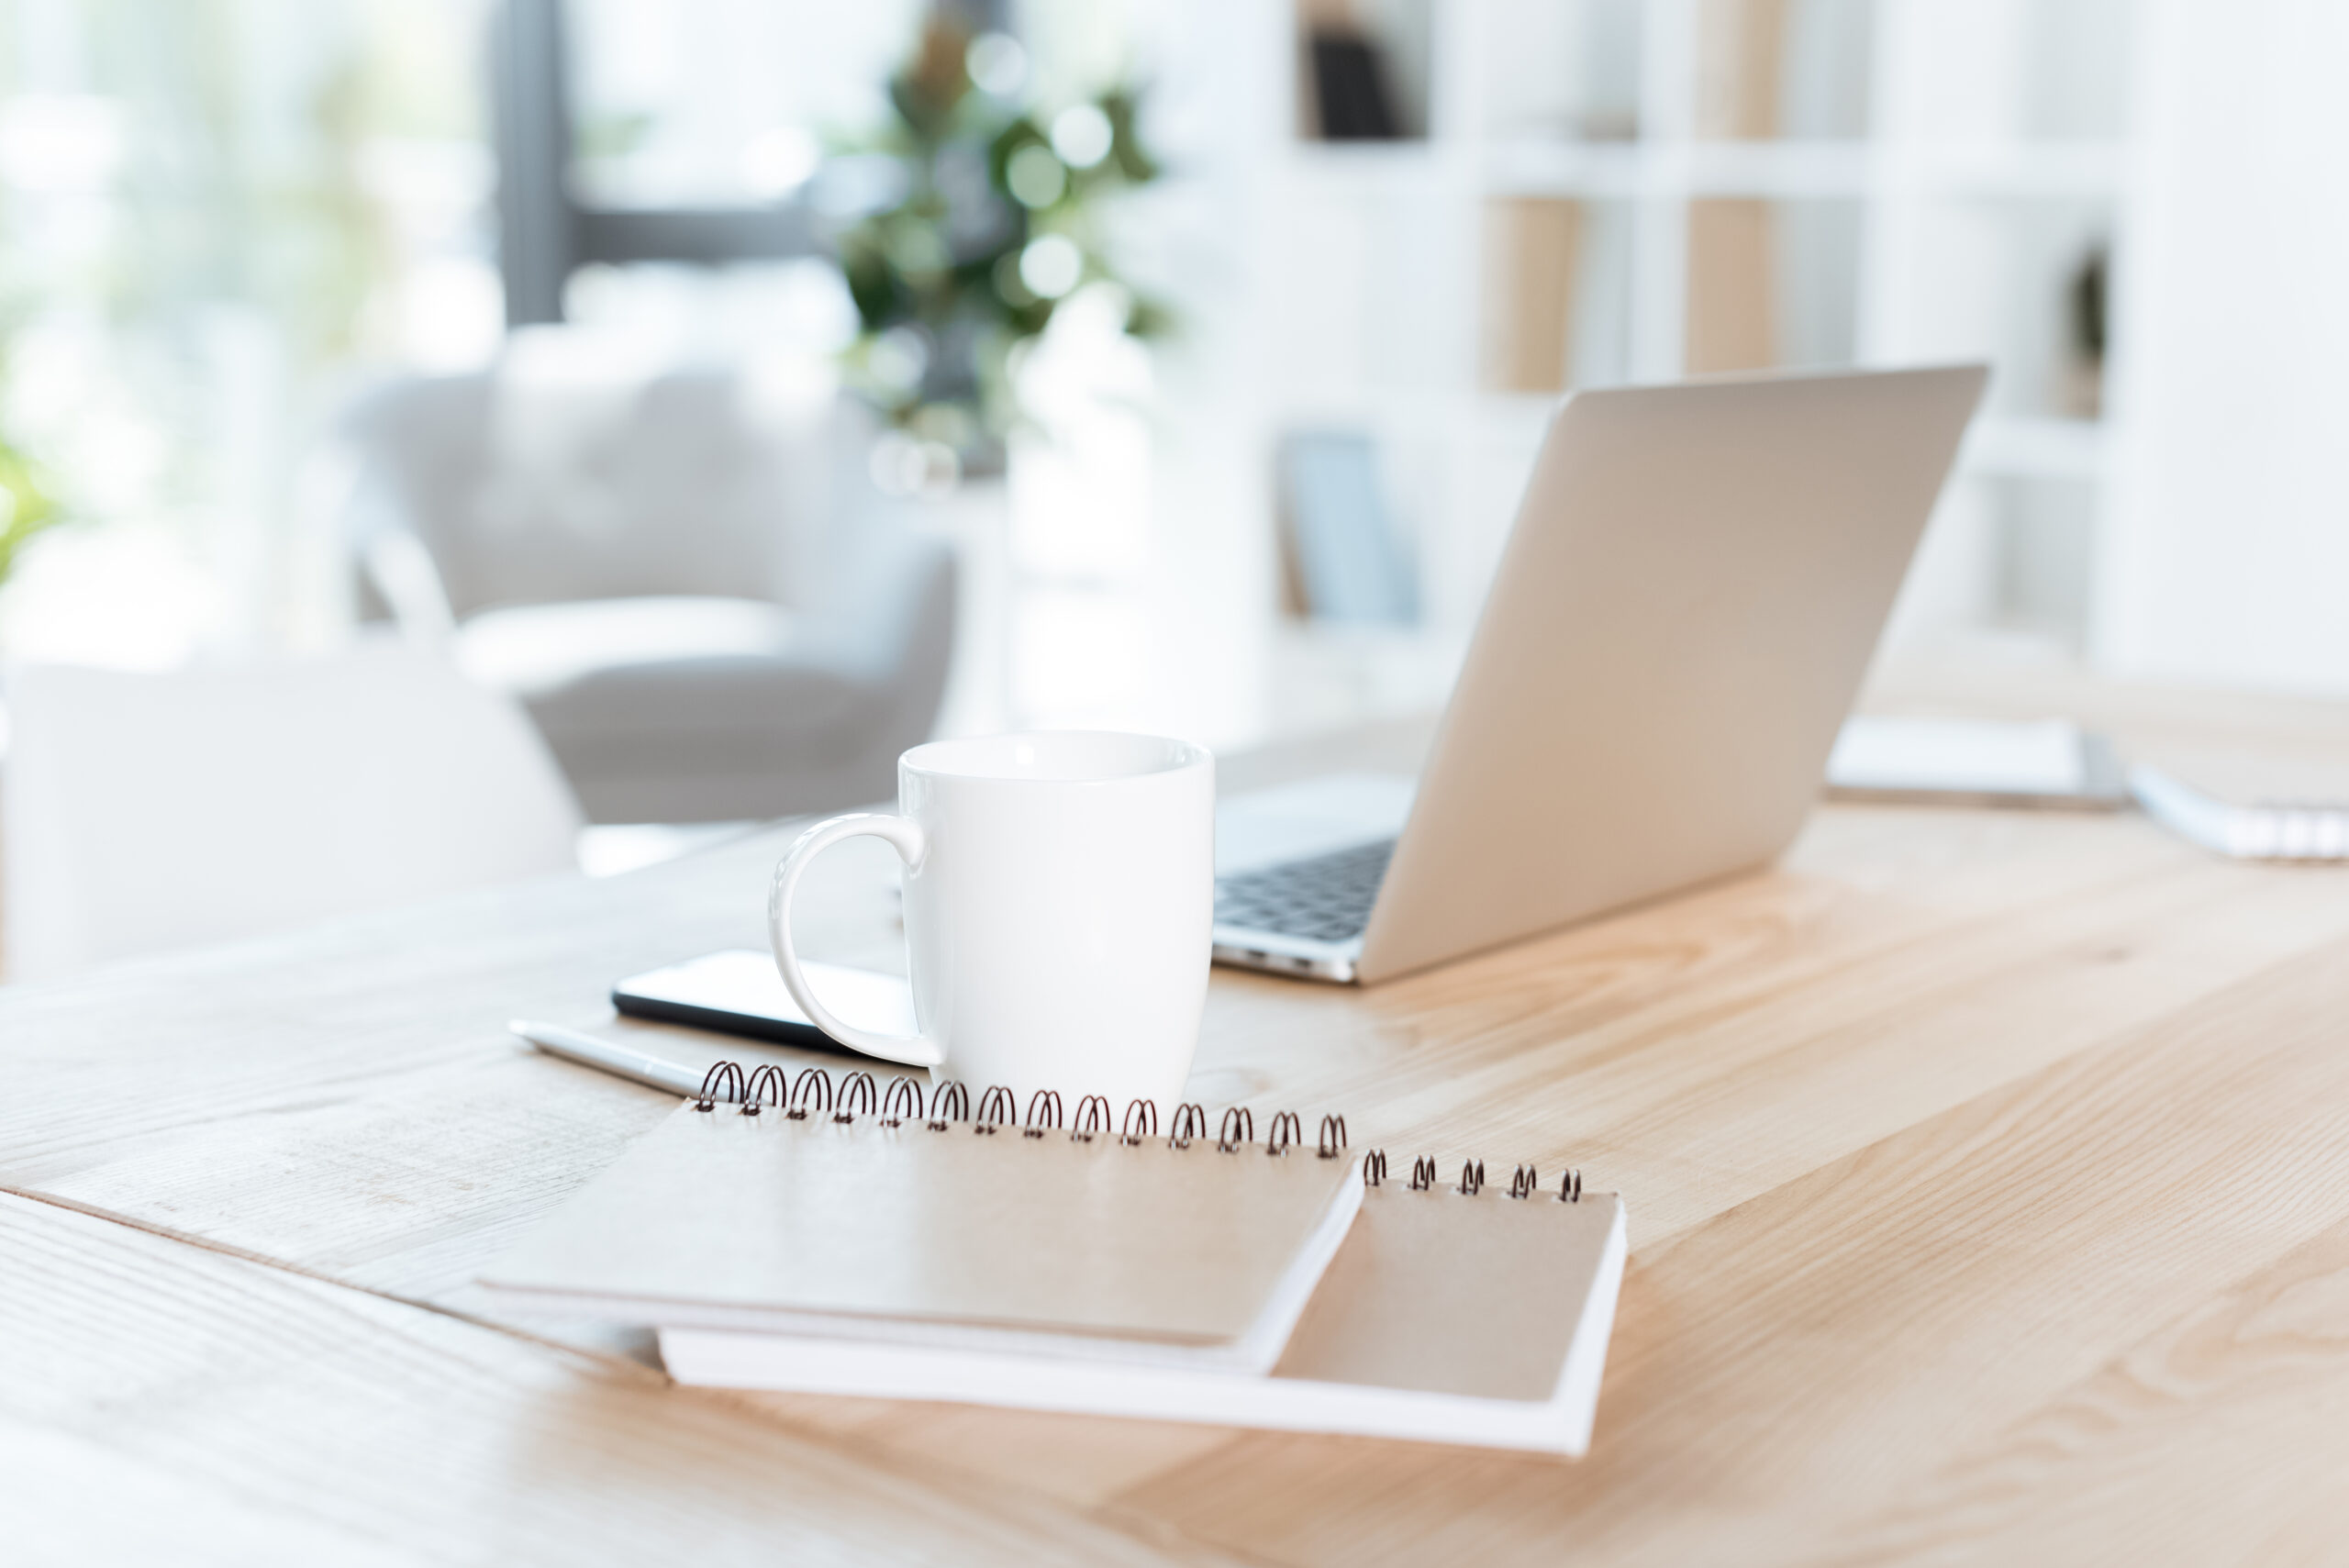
[613,950,915,1056]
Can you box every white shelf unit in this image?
[1255,0,2148,715]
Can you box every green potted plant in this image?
[827,14,1169,486]
[0,433,56,594]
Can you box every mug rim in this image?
[901,729,1209,785]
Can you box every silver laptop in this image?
[1213,365,1988,985]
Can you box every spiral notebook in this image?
[662,1156,1629,1457]
[479,1068,1366,1374]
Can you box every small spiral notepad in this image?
[481,1065,1368,1373]
[484,1064,1629,1451]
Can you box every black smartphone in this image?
[612,950,914,1056]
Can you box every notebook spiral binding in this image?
[686,1061,1354,1160]
[685,1063,1587,1196]
[1365,1147,1585,1204]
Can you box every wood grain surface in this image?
[0,1192,1244,1566]
[6,676,2349,1563]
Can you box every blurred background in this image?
[2,0,2344,977]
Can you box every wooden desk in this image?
[7,678,2349,1564]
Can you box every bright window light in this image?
[738,126,820,199]
[966,32,1028,97]
[1050,104,1113,169]
[1019,234,1083,299]
[1005,143,1067,208]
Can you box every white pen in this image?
[508,1019,733,1100]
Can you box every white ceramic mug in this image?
[768,730,1215,1107]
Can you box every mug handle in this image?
[768,813,944,1067]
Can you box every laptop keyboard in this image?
[1214,838,1395,944]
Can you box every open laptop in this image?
[1214,364,1988,984]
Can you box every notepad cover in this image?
[481,1102,1363,1357]
[658,1184,1631,1454]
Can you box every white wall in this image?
[2099,0,2349,694]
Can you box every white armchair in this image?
[332,356,955,823]
[3,650,583,980]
